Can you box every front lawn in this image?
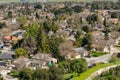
[116,45,120,50]
[91,51,108,57]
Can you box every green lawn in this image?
[116,45,120,50]
[72,62,119,80]
[63,62,119,80]
[91,51,109,57]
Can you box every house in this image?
[12,30,25,40]
[56,29,70,38]
[108,18,119,24]
[13,57,30,70]
[91,33,114,53]
[114,37,120,46]
[0,51,15,60]
[2,44,12,50]
[47,13,55,19]
[30,53,57,69]
[64,50,81,60]
[59,20,68,29]
[3,35,12,42]
[0,41,4,48]
[11,18,17,24]
[93,24,104,31]
[91,30,104,36]
[0,62,7,68]
[74,47,89,57]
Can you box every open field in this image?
[0,0,119,3]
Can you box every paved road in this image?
[86,47,120,66]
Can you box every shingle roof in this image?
[32,53,52,61]
[0,62,6,66]
[0,52,15,60]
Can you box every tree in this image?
[23,23,39,54]
[8,11,12,18]
[33,69,49,80]
[70,58,88,74]
[72,6,83,13]
[49,66,63,80]
[82,25,90,33]
[18,15,27,29]
[104,27,110,40]
[103,17,107,27]
[0,50,1,54]
[75,30,82,47]
[86,14,98,24]
[75,30,82,40]
[58,60,71,73]
[0,74,3,80]
[34,4,42,9]
[36,25,50,53]
[54,6,72,15]
[15,48,27,58]
[19,68,32,80]
[35,12,40,19]
[82,33,92,50]
[43,20,58,33]
[80,17,83,24]
[48,35,63,60]
[0,23,6,29]
[111,12,119,18]
[59,40,73,57]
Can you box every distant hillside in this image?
[48,0,118,2]
[0,0,118,3]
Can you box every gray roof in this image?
[74,47,86,53]
[32,53,52,61]
[0,52,15,60]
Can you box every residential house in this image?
[30,53,57,69]
[0,51,15,60]
[108,18,119,24]
[11,18,17,24]
[47,13,55,19]
[64,50,81,60]
[56,29,70,38]
[0,62,7,68]
[0,41,4,48]
[13,57,30,70]
[93,24,104,31]
[73,47,89,57]
[114,37,120,46]
[59,20,68,29]
[91,32,114,53]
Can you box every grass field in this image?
[63,62,119,80]
[73,62,119,80]
[0,0,119,3]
